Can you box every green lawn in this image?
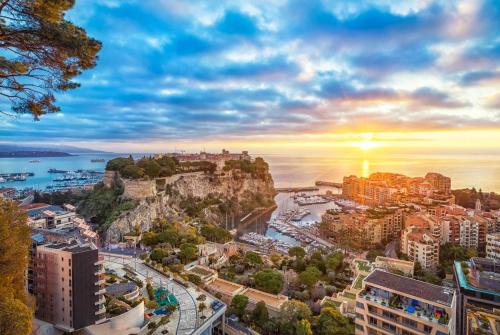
[353,275,366,290]
[342,292,356,300]
[356,260,371,272]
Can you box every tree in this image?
[0,200,32,335]
[141,160,161,179]
[299,266,322,289]
[314,307,353,335]
[289,246,306,259]
[254,269,284,294]
[326,252,343,270]
[366,249,384,262]
[121,164,144,179]
[296,319,313,335]
[230,295,248,319]
[198,302,207,317]
[252,301,269,329]
[179,243,197,264]
[150,248,168,262]
[244,251,263,267]
[279,300,312,325]
[0,0,101,119]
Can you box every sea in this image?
[1,152,499,192]
[1,151,499,246]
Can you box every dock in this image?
[315,181,343,188]
[276,186,319,193]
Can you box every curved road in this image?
[103,253,199,334]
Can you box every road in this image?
[103,253,198,335]
[384,240,398,259]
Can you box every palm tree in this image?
[199,302,207,320]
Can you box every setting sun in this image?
[353,133,379,151]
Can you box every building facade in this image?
[33,242,106,331]
[401,226,440,270]
[486,233,500,261]
[355,270,456,335]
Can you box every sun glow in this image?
[353,133,379,151]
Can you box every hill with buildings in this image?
[78,151,276,243]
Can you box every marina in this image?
[0,172,34,182]
[293,193,330,206]
[238,185,342,253]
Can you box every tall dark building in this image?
[33,241,106,331]
[453,258,500,335]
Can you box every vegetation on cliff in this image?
[106,155,216,179]
[78,182,137,232]
[223,157,271,180]
[452,188,500,210]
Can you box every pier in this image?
[315,181,343,188]
[276,186,319,193]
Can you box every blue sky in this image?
[0,0,499,152]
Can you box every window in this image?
[368,316,377,325]
[424,325,433,334]
[356,302,365,309]
[355,324,364,331]
[356,313,364,321]
[403,317,417,328]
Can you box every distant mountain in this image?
[0,143,109,154]
[0,151,73,158]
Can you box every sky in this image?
[0,0,499,154]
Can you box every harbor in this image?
[0,153,116,191]
[237,185,342,253]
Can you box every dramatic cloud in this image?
[0,0,499,143]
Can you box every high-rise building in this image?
[486,233,500,261]
[33,241,106,331]
[425,173,451,195]
[401,226,440,270]
[355,269,456,335]
[453,258,500,335]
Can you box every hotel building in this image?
[355,269,456,335]
[33,241,106,331]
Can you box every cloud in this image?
[0,0,498,145]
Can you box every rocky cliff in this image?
[102,162,275,243]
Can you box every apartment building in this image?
[365,208,404,245]
[23,203,76,229]
[425,173,451,195]
[486,233,500,261]
[355,269,456,335]
[33,241,106,331]
[401,226,440,270]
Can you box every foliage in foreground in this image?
[0,0,101,119]
[0,200,32,335]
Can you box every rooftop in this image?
[207,278,244,296]
[23,203,67,218]
[106,282,138,297]
[365,269,454,306]
[241,288,288,310]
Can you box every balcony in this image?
[95,296,105,305]
[95,305,106,316]
[95,288,106,295]
[359,288,450,327]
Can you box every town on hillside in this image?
[3,153,498,335]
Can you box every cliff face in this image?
[104,167,275,243]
